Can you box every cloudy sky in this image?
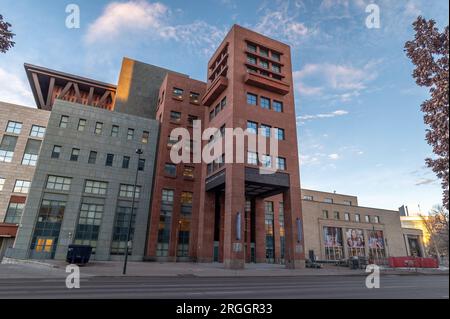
[0,0,448,214]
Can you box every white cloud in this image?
[85,1,226,55]
[297,109,349,122]
[0,67,34,107]
[85,1,169,43]
[328,153,340,160]
[293,61,380,101]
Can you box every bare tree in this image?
[420,205,449,264]
[405,17,449,210]
[0,14,15,53]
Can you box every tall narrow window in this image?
[247,121,258,134]
[22,139,41,166]
[77,119,86,132]
[122,156,130,169]
[105,154,114,166]
[264,201,275,263]
[59,116,69,128]
[157,189,174,257]
[51,145,61,159]
[70,148,80,161]
[142,131,149,144]
[274,127,285,140]
[88,151,97,164]
[276,157,286,170]
[0,177,5,191]
[260,97,270,110]
[0,135,18,163]
[111,125,119,137]
[74,203,104,252]
[4,202,25,224]
[127,128,134,140]
[94,122,103,135]
[260,124,271,137]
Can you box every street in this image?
[0,274,448,299]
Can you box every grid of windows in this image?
[74,204,104,251]
[22,153,38,166]
[247,151,258,165]
[13,180,30,194]
[110,206,136,255]
[84,180,108,195]
[4,202,25,224]
[6,121,22,134]
[59,116,69,128]
[46,175,71,191]
[119,184,141,199]
[30,125,46,137]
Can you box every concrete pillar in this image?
[254,198,266,263]
[283,188,305,269]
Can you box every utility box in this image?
[66,244,92,265]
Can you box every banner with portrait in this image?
[368,230,385,249]
[323,227,343,247]
[345,229,365,248]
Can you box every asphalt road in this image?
[0,275,448,299]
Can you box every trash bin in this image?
[349,256,359,269]
[66,244,92,265]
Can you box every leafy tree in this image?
[405,17,449,210]
[0,14,15,53]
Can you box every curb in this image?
[1,257,58,269]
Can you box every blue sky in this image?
[0,0,448,214]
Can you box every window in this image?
[105,154,114,166]
[51,145,61,159]
[188,115,198,126]
[259,60,269,69]
[142,131,149,144]
[77,119,86,132]
[162,189,174,202]
[247,121,258,134]
[110,206,136,255]
[261,154,272,168]
[247,42,257,52]
[181,191,193,214]
[276,157,286,170]
[167,135,178,147]
[264,201,275,263]
[271,51,281,61]
[74,203,104,251]
[247,93,257,105]
[247,55,256,64]
[189,92,200,104]
[344,200,352,206]
[138,159,145,171]
[355,214,361,222]
[374,216,380,223]
[84,180,108,195]
[122,156,130,169]
[88,151,97,164]
[157,189,174,257]
[94,122,103,135]
[22,139,41,166]
[303,195,313,201]
[260,97,270,110]
[221,97,227,110]
[323,210,329,219]
[111,125,119,137]
[215,104,220,116]
[324,198,334,204]
[13,180,30,194]
[247,151,258,165]
[127,128,135,140]
[183,166,194,178]
[30,125,46,137]
[119,184,141,199]
[59,116,69,128]
[274,127,285,140]
[0,177,5,191]
[271,63,281,73]
[70,148,80,161]
[173,87,184,99]
[259,47,269,57]
[365,215,370,223]
[0,135,18,162]
[165,163,177,177]
[46,175,72,191]
[4,202,25,224]
[344,213,350,221]
[6,121,22,134]
[334,211,340,220]
[260,124,271,137]
[273,100,283,112]
[209,110,214,121]
[170,111,181,123]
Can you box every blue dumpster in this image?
[66,244,92,265]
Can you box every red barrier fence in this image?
[388,256,439,268]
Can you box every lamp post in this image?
[122,148,143,275]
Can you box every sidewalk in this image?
[1,258,448,279]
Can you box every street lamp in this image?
[122,148,143,275]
